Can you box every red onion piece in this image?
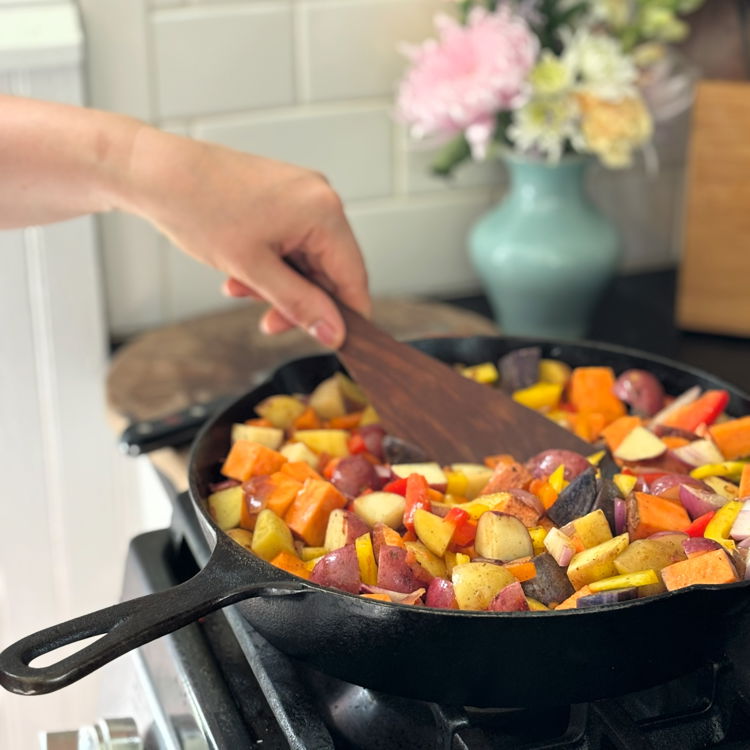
[683,537,723,558]
[738,536,750,549]
[679,484,728,520]
[649,474,707,499]
[614,498,627,535]
[209,479,240,492]
[730,503,750,541]
[671,439,725,468]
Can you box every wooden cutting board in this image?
[676,80,750,337]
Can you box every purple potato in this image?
[546,467,598,527]
[521,552,574,606]
[577,587,638,608]
[498,347,541,393]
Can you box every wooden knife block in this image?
[676,80,750,338]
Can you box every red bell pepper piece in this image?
[403,473,431,532]
[443,506,477,547]
[663,390,729,432]
[382,477,408,496]
[347,433,367,455]
[685,510,716,538]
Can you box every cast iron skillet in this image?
[1,336,749,706]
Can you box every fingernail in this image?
[308,319,340,348]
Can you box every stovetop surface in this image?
[118,487,750,750]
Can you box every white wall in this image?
[75,0,691,339]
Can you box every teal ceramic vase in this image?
[469,154,620,340]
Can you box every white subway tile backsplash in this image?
[349,194,492,298]
[152,4,295,119]
[194,105,393,201]
[299,0,442,103]
[162,238,244,324]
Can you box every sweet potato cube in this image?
[568,367,626,422]
[661,548,739,591]
[627,492,691,540]
[279,460,323,483]
[221,440,287,482]
[284,479,347,546]
[270,550,311,580]
[265,472,303,517]
[488,492,542,528]
[709,416,750,461]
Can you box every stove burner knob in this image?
[40,718,141,750]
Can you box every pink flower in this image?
[396,7,538,159]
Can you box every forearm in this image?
[0,94,146,228]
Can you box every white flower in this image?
[563,28,638,100]
[507,95,581,162]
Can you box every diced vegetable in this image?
[627,492,691,540]
[662,390,729,432]
[451,562,516,610]
[222,441,287,482]
[208,485,245,530]
[270,550,311,580]
[251,509,296,561]
[284,479,347,546]
[567,534,630,590]
[661,548,739,591]
[547,468,597,527]
[709,416,750,460]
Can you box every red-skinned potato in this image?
[310,543,361,594]
[475,512,534,562]
[371,522,403,561]
[488,581,530,612]
[377,546,427,594]
[613,369,665,416]
[425,577,458,609]
[526,449,591,481]
[330,455,380,499]
[323,509,370,551]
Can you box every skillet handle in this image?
[0,540,311,696]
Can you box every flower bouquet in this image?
[396,0,705,175]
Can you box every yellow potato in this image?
[451,562,515,610]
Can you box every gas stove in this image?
[43,483,750,750]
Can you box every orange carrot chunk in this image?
[568,367,627,423]
[709,416,750,460]
[504,558,537,582]
[221,441,287,482]
[661,548,739,591]
[284,479,347,546]
[269,550,311,580]
[739,463,750,498]
[628,491,691,540]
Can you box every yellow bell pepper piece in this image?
[588,569,659,592]
[355,533,378,585]
[548,464,568,493]
[691,461,747,481]
[538,359,572,385]
[454,552,471,566]
[587,450,607,467]
[528,526,549,555]
[704,501,743,551]
[461,362,499,384]
[445,471,469,497]
[512,382,563,410]
[613,473,638,497]
[526,597,550,611]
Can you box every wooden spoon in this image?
[334,303,593,464]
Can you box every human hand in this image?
[122,127,370,348]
